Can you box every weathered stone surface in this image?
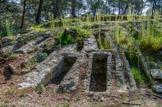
[151,69,162,80]
[35,52,48,62]
[138,50,162,93]
[83,51,112,93]
[82,35,98,52]
[36,37,54,48]
[2,33,42,53]
[2,34,20,44]
[16,40,39,54]
[115,53,127,92]
[153,85,162,93]
[8,64,17,74]
[18,44,77,89]
[123,52,137,90]
[17,34,138,94]
[2,45,17,53]
[16,36,49,54]
[58,55,81,93]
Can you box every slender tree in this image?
[119,0,121,14]
[152,0,156,16]
[141,0,143,14]
[53,0,59,19]
[71,0,76,17]
[0,0,3,56]
[36,0,43,24]
[21,0,26,28]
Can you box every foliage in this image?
[35,84,45,94]
[6,19,13,37]
[131,66,147,86]
[56,104,70,107]
[18,35,38,43]
[58,27,90,45]
[25,52,48,71]
[126,48,148,86]
[97,34,111,49]
[59,33,74,45]
[5,87,27,97]
[139,12,162,51]
[5,88,18,96]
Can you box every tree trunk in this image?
[36,0,43,24]
[141,0,143,14]
[113,0,115,14]
[152,0,156,16]
[106,0,108,14]
[122,4,128,14]
[53,0,59,19]
[71,0,76,18]
[21,0,26,29]
[119,0,121,14]
[0,0,3,56]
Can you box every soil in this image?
[0,54,29,84]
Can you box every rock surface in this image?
[151,69,162,80]
[153,85,162,93]
[18,43,77,89]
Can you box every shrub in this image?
[60,33,74,45]
[58,27,90,45]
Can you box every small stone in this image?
[89,92,94,97]
[45,31,51,35]
[8,64,17,74]
[21,69,29,74]
[101,97,105,101]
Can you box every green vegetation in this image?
[139,13,162,51]
[25,52,48,71]
[57,27,90,45]
[35,84,45,94]
[131,66,147,86]
[0,52,17,63]
[6,19,13,37]
[56,104,70,107]
[17,35,38,43]
[97,34,111,49]
[30,53,48,64]
[5,88,27,97]
[126,48,148,87]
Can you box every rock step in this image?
[2,34,43,53]
[16,36,50,54]
[82,35,98,52]
[2,34,21,47]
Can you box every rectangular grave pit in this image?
[52,56,77,85]
[90,53,109,92]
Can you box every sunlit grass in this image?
[131,66,147,86]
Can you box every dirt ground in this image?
[0,55,162,107]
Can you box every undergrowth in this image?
[126,48,148,87]
[56,27,90,45]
